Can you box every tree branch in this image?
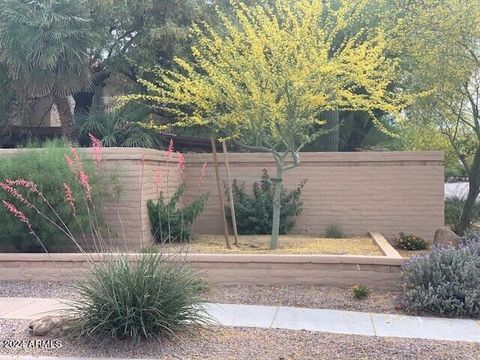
[233,140,272,153]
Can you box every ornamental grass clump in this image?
[69,253,208,343]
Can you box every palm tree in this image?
[0,0,95,139]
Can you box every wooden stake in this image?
[210,136,231,249]
[222,140,239,246]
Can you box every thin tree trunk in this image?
[458,146,480,234]
[54,96,74,140]
[270,156,284,250]
[222,140,239,246]
[211,136,232,249]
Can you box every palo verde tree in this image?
[126,0,411,249]
[394,0,480,234]
[0,0,95,139]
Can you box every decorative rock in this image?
[433,227,460,248]
[28,315,75,336]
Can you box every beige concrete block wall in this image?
[95,148,182,248]
[183,151,444,241]
[0,148,444,247]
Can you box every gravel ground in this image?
[0,281,80,300]
[160,234,383,255]
[0,319,479,359]
[0,281,401,314]
[205,284,402,314]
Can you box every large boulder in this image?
[433,227,460,248]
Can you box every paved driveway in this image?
[445,182,469,199]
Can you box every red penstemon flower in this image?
[0,181,33,208]
[65,154,76,173]
[89,133,103,169]
[63,183,76,215]
[5,179,39,194]
[70,146,81,165]
[167,139,174,156]
[79,171,91,200]
[2,200,31,229]
[65,147,92,201]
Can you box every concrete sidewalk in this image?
[1,297,480,343]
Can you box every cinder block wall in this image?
[94,148,182,248]
[183,151,444,241]
[0,148,444,247]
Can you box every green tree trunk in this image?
[458,146,480,234]
[270,156,284,250]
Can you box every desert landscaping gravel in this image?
[0,319,479,359]
[1,282,477,359]
[0,281,401,314]
[0,281,81,300]
[161,234,383,255]
[205,284,401,314]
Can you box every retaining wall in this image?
[0,233,404,288]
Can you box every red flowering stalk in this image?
[70,146,81,165]
[2,200,31,229]
[167,139,174,157]
[65,147,92,200]
[63,183,76,215]
[79,171,91,200]
[177,152,186,180]
[89,133,103,169]
[5,179,40,194]
[0,181,33,208]
[65,154,76,172]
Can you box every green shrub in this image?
[401,245,480,317]
[325,224,344,238]
[445,196,480,235]
[147,183,208,243]
[226,169,306,235]
[0,139,103,252]
[70,253,208,342]
[352,284,371,299]
[394,233,428,251]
